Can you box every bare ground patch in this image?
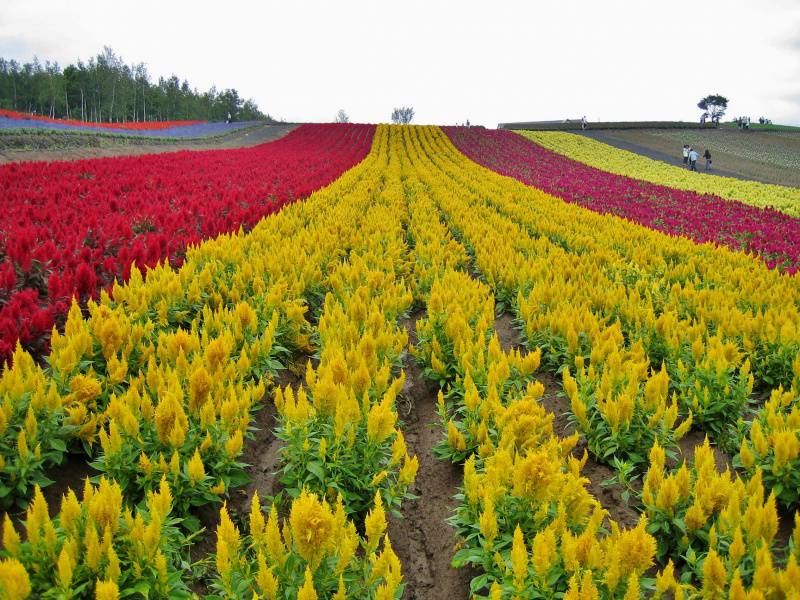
[389,310,474,600]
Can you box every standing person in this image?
[682,144,690,166]
[703,149,712,171]
[581,115,587,130]
[688,147,699,171]
[226,112,232,124]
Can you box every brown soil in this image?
[0,123,298,164]
[494,311,523,353]
[676,428,732,471]
[41,452,99,515]
[389,310,474,600]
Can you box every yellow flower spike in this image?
[331,575,347,600]
[56,546,73,589]
[729,526,746,568]
[398,454,419,487]
[532,526,556,582]
[446,420,466,452]
[23,407,36,443]
[188,366,213,414]
[95,578,119,600]
[297,566,318,600]
[390,430,407,465]
[256,552,278,600]
[106,546,121,583]
[365,491,387,552]
[289,491,335,568]
[479,497,498,547]
[655,560,676,594]
[623,574,640,600]
[0,558,30,600]
[186,449,206,484]
[85,523,102,572]
[336,523,359,575]
[510,525,527,589]
[16,429,29,462]
[265,504,286,567]
[249,492,266,546]
[225,430,244,458]
[702,549,728,595]
[2,515,20,556]
[155,551,169,591]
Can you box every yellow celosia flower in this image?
[511,525,527,589]
[0,558,30,600]
[186,448,206,484]
[365,491,387,552]
[289,490,335,567]
[367,398,396,444]
[702,549,728,594]
[297,566,318,600]
[95,579,119,600]
[479,497,498,547]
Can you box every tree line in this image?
[0,46,269,123]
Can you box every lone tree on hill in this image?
[698,94,729,123]
[391,106,414,124]
[335,109,349,123]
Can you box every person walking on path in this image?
[688,147,699,171]
[581,116,587,130]
[226,112,232,124]
[703,149,712,171]
[682,144,690,166]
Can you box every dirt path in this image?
[575,130,756,183]
[389,310,474,600]
[0,123,298,164]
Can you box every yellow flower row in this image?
[420,126,796,466]
[394,125,800,594]
[273,126,419,520]
[522,130,800,217]
[382,125,658,597]
[212,490,401,599]
[0,477,186,599]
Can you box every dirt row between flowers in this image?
[0,122,298,163]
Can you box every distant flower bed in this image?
[0,109,203,130]
[444,126,800,272]
[0,109,256,137]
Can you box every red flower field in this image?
[0,123,376,363]
[444,126,800,272]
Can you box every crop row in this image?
[523,130,800,218]
[444,126,800,272]
[0,123,375,365]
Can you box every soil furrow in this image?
[389,310,474,600]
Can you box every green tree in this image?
[697,94,729,123]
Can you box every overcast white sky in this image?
[1,0,799,127]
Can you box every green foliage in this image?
[0,47,268,123]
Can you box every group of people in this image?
[682,144,712,171]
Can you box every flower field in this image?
[0,109,256,137]
[444,127,800,271]
[0,109,204,131]
[523,131,800,218]
[0,124,799,599]
[0,123,375,365]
